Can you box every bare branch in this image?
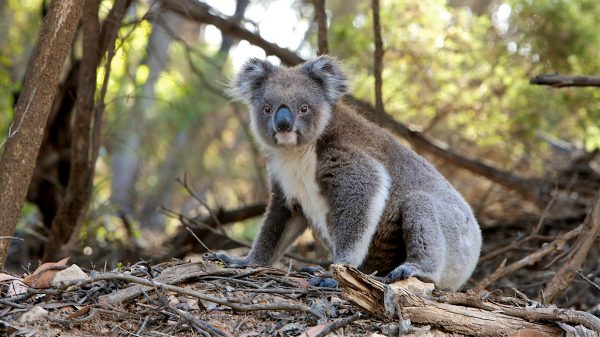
[473,224,583,292]
[55,272,327,321]
[542,192,600,303]
[314,0,328,55]
[371,0,384,118]
[162,0,302,65]
[530,74,600,87]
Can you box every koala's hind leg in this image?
[318,147,390,268]
[385,192,446,286]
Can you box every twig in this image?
[542,192,600,303]
[530,74,600,87]
[0,236,24,241]
[313,0,328,55]
[168,306,228,337]
[176,174,224,232]
[184,226,225,265]
[0,298,28,309]
[577,271,600,292]
[314,312,361,337]
[54,273,326,321]
[474,224,583,292]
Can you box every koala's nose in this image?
[274,106,294,132]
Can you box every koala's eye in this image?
[299,105,308,113]
[264,105,272,114]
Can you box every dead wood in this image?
[473,224,583,292]
[98,262,250,305]
[0,0,83,267]
[54,267,326,321]
[332,265,600,336]
[530,74,600,87]
[542,192,600,303]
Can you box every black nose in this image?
[274,106,294,132]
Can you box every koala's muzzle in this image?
[274,106,294,132]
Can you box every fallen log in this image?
[331,265,600,337]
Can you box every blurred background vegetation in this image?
[1,0,599,306]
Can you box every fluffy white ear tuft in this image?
[301,55,348,103]
[230,58,276,103]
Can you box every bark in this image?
[43,0,101,262]
[0,0,83,268]
[371,0,384,120]
[530,74,600,88]
[332,265,600,336]
[43,0,130,261]
[27,62,79,228]
[314,0,328,55]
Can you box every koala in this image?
[217,55,482,291]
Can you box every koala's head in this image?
[231,55,348,147]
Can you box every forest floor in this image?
[2,257,600,337]
[2,260,400,336]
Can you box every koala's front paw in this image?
[308,277,339,288]
[204,253,251,268]
[384,264,419,283]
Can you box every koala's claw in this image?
[309,277,339,288]
[384,264,419,283]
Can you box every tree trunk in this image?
[110,10,181,228]
[43,0,130,261]
[0,0,83,268]
[42,0,101,262]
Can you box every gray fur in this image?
[220,55,482,290]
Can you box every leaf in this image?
[0,273,20,283]
[66,305,91,319]
[6,280,28,297]
[289,277,311,289]
[300,324,326,337]
[23,257,70,288]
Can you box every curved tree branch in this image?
[530,74,600,88]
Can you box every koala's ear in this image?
[301,55,348,103]
[231,58,276,103]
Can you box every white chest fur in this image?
[267,146,332,246]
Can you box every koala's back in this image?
[315,102,481,290]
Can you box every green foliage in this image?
[329,0,600,171]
